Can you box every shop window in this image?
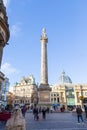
[85,92,87,96]
[54,98,56,101]
[54,94,56,96]
[57,98,59,102]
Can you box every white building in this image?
[50,71,87,109]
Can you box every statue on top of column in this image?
[42,28,47,38]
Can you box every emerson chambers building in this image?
[13,29,87,109]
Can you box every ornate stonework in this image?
[0,0,10,67]
[13,75,38,106]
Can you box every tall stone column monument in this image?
[38,28,51,106]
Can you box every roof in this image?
[57,71,72,84]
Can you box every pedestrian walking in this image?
[76,105,84,123]
[33,107,39,120]
[5,108,26,130]
[84,105,87,118]
[22,105,27,117]
[42,107,46,120]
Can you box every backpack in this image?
[76,108,82,114]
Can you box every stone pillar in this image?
[38,28,51,106]
[40,28,48,85]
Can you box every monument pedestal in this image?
[38,84,51,106]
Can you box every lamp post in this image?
[79,85,84,108]
[79,95,84,108]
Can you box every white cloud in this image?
[1,62,20,92]
[3,0,10,7]
[1,62,19,76]
[10,23,21,37]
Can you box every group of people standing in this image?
[33,106,47,121]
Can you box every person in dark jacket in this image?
[42,107,46,120]
[33,107,38,120]
[84,105,87,118]
[76,105,84,123]
[22,105,27,117]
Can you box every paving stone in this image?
[0,112,87,130]
[25,112,87,130]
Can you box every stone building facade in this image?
[13,71,87,109]
[50,71,87,109]
[13,75,38,106]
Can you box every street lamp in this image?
[80,85,84,108]
[79,96,84,108]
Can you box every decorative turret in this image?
[0,0,10,67]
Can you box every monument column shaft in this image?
[38,28,51,106]
[41,39,48,84]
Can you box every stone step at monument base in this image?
[38,102,52,107]
[38,84,51,91]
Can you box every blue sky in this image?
[1,0,87,91]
